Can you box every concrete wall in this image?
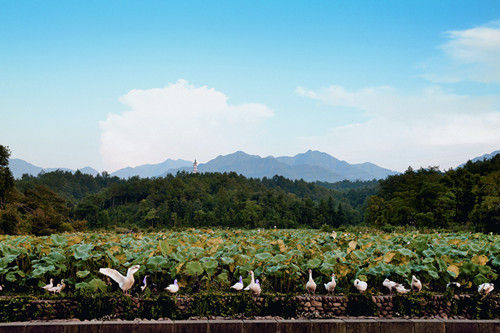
[0,319,498,333]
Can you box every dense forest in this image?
[365,154,499,233]
[0,145,498,234]
[0,146,373,234]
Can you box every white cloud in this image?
[423,21,500,83]
[100,80,273,171]
[296,85,500,171]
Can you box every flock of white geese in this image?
[38,265,495,298]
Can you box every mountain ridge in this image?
[162,150,398,182]
[12,149,496,182]
[8,159,99,179]
[109,159,192,178]
[458,150,500,168]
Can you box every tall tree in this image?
[0,145,14,209]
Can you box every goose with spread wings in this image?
[99,265,140,294]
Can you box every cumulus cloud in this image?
[296,85,500,170]
[100,80,273,171]
[423,21,500,83]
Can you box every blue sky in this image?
[1,1,499,171]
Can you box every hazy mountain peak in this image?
[110,158,192,178]
[458,150,500,168]
[9,151,399,182]
[78,167,99,176]
[163,150,398,181]
[8,159,100,178]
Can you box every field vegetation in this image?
[0,229,497,294]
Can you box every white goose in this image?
[141,276,148,292]
[99,264,140,294]
[244,271,255,291]
[447,282,461,289]
[324,273,336,294]
[231,276,244,291]
[383,278,397,293]
[478,283,494,295]
[165,279,179,294]
[252,279,261,296]
[244,271,261,296]
[394,283,410,294]
[411,275,422,292]
[306,269,317,294]
[354,279,367,293]
[42,278,54,291]
[48,279,65,294]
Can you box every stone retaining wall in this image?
[295,294,496,319]
[0,319,498,333]
[1,294,498,321]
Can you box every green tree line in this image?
[365,155,499,232]
[0,144,498,234]
[0,145,371,235]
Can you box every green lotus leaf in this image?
[76,270,90,278]
[216,272,229,283]
[185,261,204,275]
[31,264,56,278]
[221,256,234,265]
[460,262,477,275]
[187,247,204,258]
[73,243,94,260]
[202,260,218,276]
[473,273,488,285]
[427,269,439,279]
[306,258,321,268]
[422,249,435,257]
[51,234,68,247]
[271,254,286,263]
[255,252,272,261]
[5,272,16,282]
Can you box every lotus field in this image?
[0,229,498,294]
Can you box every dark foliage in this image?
[1,144,498,234]
[0,145,14,209]
[71,172,362,229]
[365,154,499,232]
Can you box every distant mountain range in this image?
[8,159,99,179]
[110,159,192,178]
[162,150,398,182]
[10,149,498,182]
[458,150,500,168]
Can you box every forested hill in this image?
[365,153,499,233]
[3,166,377,234]
[0,144,498,235]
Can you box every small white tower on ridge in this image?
[193,159,198,174]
